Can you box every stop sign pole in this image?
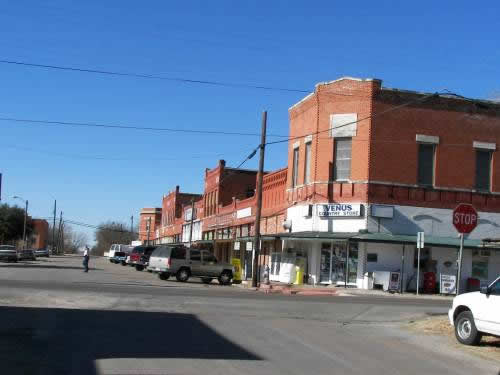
[453,204,478,294]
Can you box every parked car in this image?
[34,248,50,257]
[110,251,127,264]
[129,245,157,271]
[108,244,134,259]
[449,275,500,345]
[149,245,234,285]
[17,249,36,261]
[0,245,17,262]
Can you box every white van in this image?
[108,244,134,259]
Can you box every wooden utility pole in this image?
[252,111,267,288]
[130,215,134,237]
[57,211,63,255]
[146,217,151,245]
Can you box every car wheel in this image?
[201,278,212,284]
[135,265,144,271]
[109,259,113,263]
[176,268,190,282]
[159,272,170,281]
[455,311,482,345]
[218,271,233,285]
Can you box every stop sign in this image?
[453,204,478,234]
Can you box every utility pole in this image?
[457,233,464,295]
[61,221,65,254]
[146,217,151,246]
[52,200,57,252]
[22,200,28,248]
[130,215,134,238]
[57,211,63,255]
[188,198,195,248]
[252,111,267,288]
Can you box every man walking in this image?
[83,246,90,272]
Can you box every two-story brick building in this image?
[281,77,500,291]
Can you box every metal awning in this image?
[275,231,358,241]
[235,236,278,242]
[351,232,500,250]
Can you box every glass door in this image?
[331,244,346,285]
[320,243,332,284]
[347,243,358,284]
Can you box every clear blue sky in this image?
[1,1,499,244]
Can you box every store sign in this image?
[440,274,457,294]
[388,272,401,291]
[236,207,252,219]
[317,204,362,217]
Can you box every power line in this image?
[0,59,310,94]
[1,144,227,161]
[0,116,289,138]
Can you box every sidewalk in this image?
[234,281,455,300]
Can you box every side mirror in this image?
[480,285,490,295]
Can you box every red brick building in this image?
[138,207,161,244]
[139,77,500,290]
[31,219,49,249]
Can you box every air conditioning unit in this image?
[302,204,313,217]
[480,249,491,257]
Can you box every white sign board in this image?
[388,272,401,291]
[236,207,252,219]
[440,274,457,294]
[234,242,240,250]
[318,204,362,217]
[246,241,253,251]
[417,232,425,249]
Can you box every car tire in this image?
[455,311,482,345]
[201,278,212,284]
[135,265,144,271]
[109,259,113,263]
[176,268,190,282]
[218,271,233,285]
[159,272,170,281]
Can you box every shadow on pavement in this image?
[0,264,102,271]
[0,305,261,375]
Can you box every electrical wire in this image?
[0,59,310,94]
[0,116,289,138]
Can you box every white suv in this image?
[448,276,500,345]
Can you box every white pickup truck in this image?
[448,276,500,345]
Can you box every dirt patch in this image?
[407,315,500,363]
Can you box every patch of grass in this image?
[408,316,500,362]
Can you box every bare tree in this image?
[48,223,88,254]
[94,221,137,256]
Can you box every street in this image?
[0,256,498,375]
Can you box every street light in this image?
[12,196,28,249]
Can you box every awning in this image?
[235,236,278,242]
[351,232,500,250]
[275,231,358,241]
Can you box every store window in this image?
[367,253,378,262]
[304,141,312,184]
[417,143,435,186]
[414,247,431,268]
[292,146,299,187]
[475,150,492,191]
[334,138,352,181]
[472,259,488,280]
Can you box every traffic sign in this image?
[452,204,478,234]
[417,232,425,249]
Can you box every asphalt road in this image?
[0,255,498,375]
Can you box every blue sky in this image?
[1,1,499,243]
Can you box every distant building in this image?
[31,219,49,249]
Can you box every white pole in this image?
[457,233,464,295]
[417,246,421,296]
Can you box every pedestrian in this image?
[83,246,90,272]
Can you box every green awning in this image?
[276,231,357,240]
[350,232,500,249]
[235,236,277,242]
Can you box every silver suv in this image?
[148,245,234,285]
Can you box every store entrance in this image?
[319,241,358,285]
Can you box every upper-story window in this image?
[417,143,435,187]
[475,149,492,192]
[292,146,299,187]
[334,138,352,181]
[304,141,312,184]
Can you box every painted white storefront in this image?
[284,203,500,290]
